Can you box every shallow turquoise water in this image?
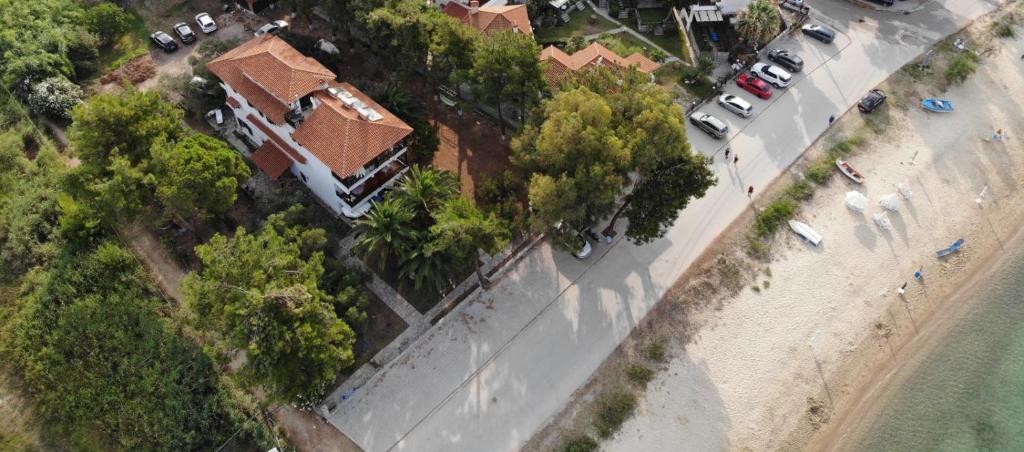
[854,249,1024,451]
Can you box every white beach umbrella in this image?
[879,193,900,212]
[845,191,868,212]
[897,182,913,200]
[873,212,892,230]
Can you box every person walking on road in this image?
[829,114,836,126]
[733,155,739,166]
[725,147,731,159]
[747,186,754,197]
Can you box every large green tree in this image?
[365,0,436,74]
[470,30,547,134]
[182,207,356,406]
[395,165,460,224]
[0,148,66,279]
[736,0,782,48]
[80,2,130,46]
[151,134,251,226]
[429,197,510,288]
[512,88,628,247]
[69,87,185,168]
[428,14,481,84]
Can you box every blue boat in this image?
[936,238,964,258]
[922,98,954,112]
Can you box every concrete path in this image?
[326,0,1006,450]
[585,1,681,63]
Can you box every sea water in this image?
[852,247,1024,451]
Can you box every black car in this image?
[801,24,836,44]
[767,49,804,73]
[173,22,196,44]
[858,89,887,113]
[865,0,894,6]
[150,31,178,52]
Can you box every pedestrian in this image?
[725,147,731,159]
[747,185,754,197]
[733,155,739,166]
[828,114,836,126]
[914,266,924,281]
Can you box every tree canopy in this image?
[183,207,356,406]
[69,87,184,168]
[151,134,252,225]
[514,68,716,247]
[736,0,782,48]
[470,30,547,130]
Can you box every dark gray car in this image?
[767,49,804,72]
[801,24,835,44]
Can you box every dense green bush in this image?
[0,148,66,280]
[560,434,599,452]
[626,364,655,387]
[26,76,83,120]
[594,391,638,438]
[785,179,813,201]
[8,243,268,450]
[945,52,978,85]
[81,2,130,45]
[755,198,798,238]
[805,162,833,185]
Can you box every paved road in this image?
[326,0,1005,450]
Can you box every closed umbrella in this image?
[845,191,868,211]
[879,193,900,212]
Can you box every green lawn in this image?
[534,7,621,43]
[620,26,685,60]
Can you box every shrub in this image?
[746,236,771,260]
[627,364,655,387]
[945,52,978,85]
[647,342,667,362]
[594,391,638,438]
[82,2,131,45]
[754,198,798,238]
[26,76,83,120]
[560,434,598,452]
[805,162,832,185]
[993,21,1015,38]
[785,180,813,201]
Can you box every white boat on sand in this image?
[836,159,865,184]
[788,220,823,246]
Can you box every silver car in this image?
[717,94,753,118]
[195,13,217,34]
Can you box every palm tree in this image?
[396,165,459,223]
[736,0,782,49]
[429,197,511,289]
[399,246,456,296]
[352,198,418,269]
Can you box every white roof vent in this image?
[357,106,383,121]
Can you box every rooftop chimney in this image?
[470,0,480,15]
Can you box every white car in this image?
[717,94,753,118]
[751,62,792,88]
[195,13,217,34]
[254,20,289,37]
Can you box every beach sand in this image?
[601,10,1024,452]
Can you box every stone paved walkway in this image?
[336,235,424,327]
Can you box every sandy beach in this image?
[598,8,1024,451]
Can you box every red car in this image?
[736,73,773,99]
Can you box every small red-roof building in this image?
[539,42,662,87]
[208,35,413,218]
[442,0,532,35]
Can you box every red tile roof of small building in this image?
[539,42,661,86]
[246,113,307,164]
[251,140,293,179]
[443,2,532,36]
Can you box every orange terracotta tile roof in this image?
[208,35,336,123]
[443,2,532,35]
[539,42,661,86]
[292,82,413,178]
[251,140,292,179]
[246,113,307,164]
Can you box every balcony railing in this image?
[337,157,408,207]
[333,140,409,190]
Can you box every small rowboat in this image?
[836,159,865,184]
[788,220,822,246]
[922,98,954,112]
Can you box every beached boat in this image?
[922,98,954,112]
[788,220,822,246]
[836,159,865,184]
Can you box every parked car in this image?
[571,232,593,259]
[173,22,196,44]
[689,112,729,139]
[858,89,887,113]
[254,20,289,37]
[736,73,773,99]
[195,12,218,34]
[717,94,753,118]
[802,24,836,43]
[751,62,792,88]
[767,49,804,73]
[150,31,178,52]
[865,0,894,6]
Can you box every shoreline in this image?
[805,217,1024,451]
